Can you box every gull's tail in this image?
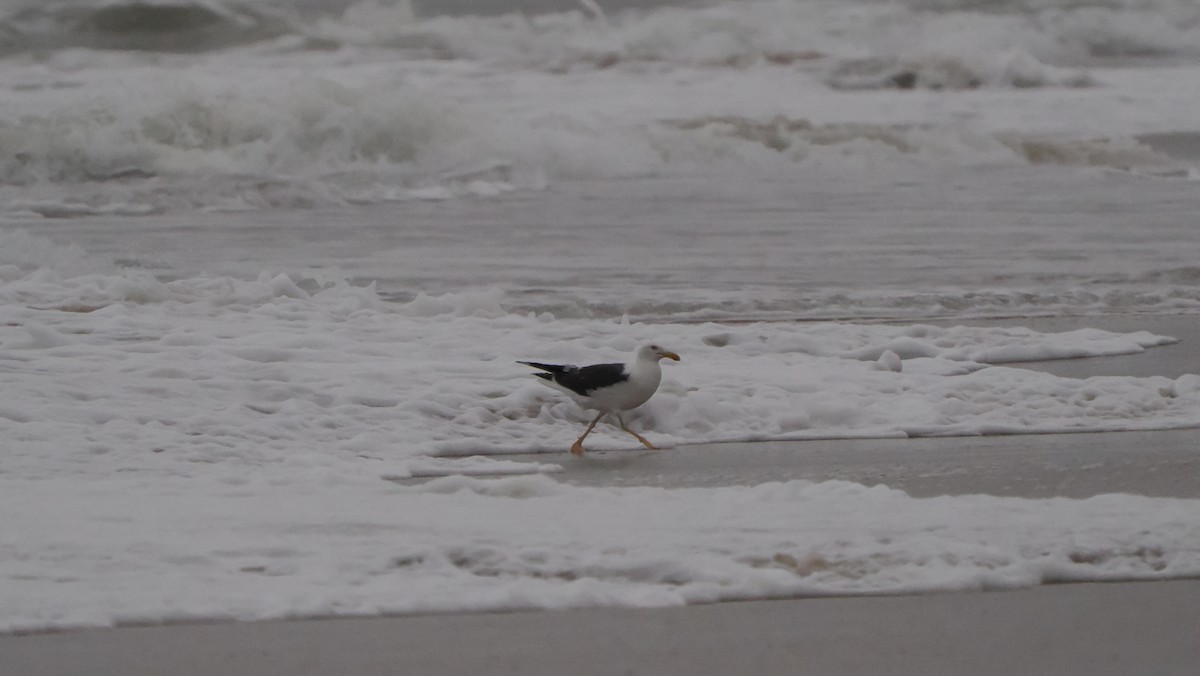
[517,361,569,382]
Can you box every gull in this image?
[519,344,680,455]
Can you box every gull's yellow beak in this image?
[663,351,681,361]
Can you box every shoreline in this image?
[2,313,1197,672]
[490,312,1200,496]
[513,426,1200,498]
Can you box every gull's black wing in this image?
[519,361,629,396]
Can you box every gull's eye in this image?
[650,344,659,351]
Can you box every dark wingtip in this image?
[518,361,560,373]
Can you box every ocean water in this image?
[2,0,1199,318]
[3,0,1200,631]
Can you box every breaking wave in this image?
[287,0,1200,81]
[0,0,1195,214]
[0,77,548,214]
[661,116,1171,170]
[0,1,296,54]
[0,83,1177,216]
[2,0,1198,66]
[825,51,1095,91]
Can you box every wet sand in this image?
[523,427,1200,498]
[2,314,1198,675]
[4,580,1198,676]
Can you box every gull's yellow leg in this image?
[618,414,657,450]
[570,411,606,456]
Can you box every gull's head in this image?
[639,343,681,362]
